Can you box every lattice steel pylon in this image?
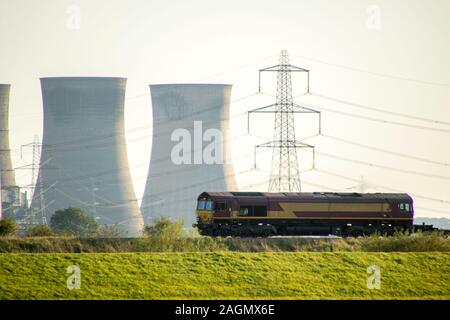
[248,50,321,192]
[19,135,49,225]
[270,51,301,191]
[30,135,40,200]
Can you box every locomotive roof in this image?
[198,192,412,202]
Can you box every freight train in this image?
[194,191,437,237]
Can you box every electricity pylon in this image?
[248,50,321,192]
[19,135,54,224]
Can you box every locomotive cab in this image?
[196,194,214,224]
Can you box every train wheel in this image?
[266,227,277,237]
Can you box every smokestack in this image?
[141,84,237,226]
[0,84,16,189]
[32,77,143,236]
[0,84,17,219]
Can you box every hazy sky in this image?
[1,0,449,218]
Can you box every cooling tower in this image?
[32,77,143,236]
[141,84,237,226]
[0,84,16,189]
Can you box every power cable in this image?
[309,92,450,126]
[313,149,450,180]
[314,167,450,205]
[317,133,450,168]
[41,91,258,150]
[291,53,450,88]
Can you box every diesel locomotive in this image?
[194,191,428,237]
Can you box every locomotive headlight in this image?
[197,210,213,224]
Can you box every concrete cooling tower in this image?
[32,77,143,236]
[141,84,237,226]
[0,84,16,189]
[0,84,18,219]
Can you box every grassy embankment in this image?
[1,231,449,253]
[1,252,449,299]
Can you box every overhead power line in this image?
[317,133,450,168]
[41,91,258,150]
[291,53,450,88]
[314,167,450,205]
[296,97,450,134]
[261,91,450,134]
[251,133,450,181]
[53,138,258,188]
[309,92,450,127]
[415,206,450,216]
[312,149,450,181]
[195,53,278,81]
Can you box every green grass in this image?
[1,252,449,299]
[1,231,448,253]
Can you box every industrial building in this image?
[32,77,143,236]
[141,84,237,226]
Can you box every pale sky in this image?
[1,0,449,218]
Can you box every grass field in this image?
[1,252,449,299]
[1,231,449,253]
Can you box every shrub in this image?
[141,218,228,252]
[143,218,182,238]
[142,218,184,251]
[26,224,54,237]
[0,218,17,237]
[357,230,450,252]
[95,225,124,238]
[49,207,99,237]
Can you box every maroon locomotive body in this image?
[195,192,415,236]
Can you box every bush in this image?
[0,218,17,237]
[357,230,450,252]
[143,218,182,238]
[26,224,54,237]
[141,218,184,251]
[49,207,99,237]
[95,225,124,238]
[141,218,228,252]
